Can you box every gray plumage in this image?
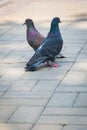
[23,18,65,58]
[25,17,63,71]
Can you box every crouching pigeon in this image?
[25,17,63,71]
[23,18,65,58]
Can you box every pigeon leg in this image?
[47,61,60,67]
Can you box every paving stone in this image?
[9,24,25,34]
[47,93,77,107]
[0,63,11,73]
[0,33,15,41]
[0,98,48,106]
[0,92,4,98]
[83,44,87,50]
[0,68,24,81]
[48,62,72,72]
[2,51,25,63]
[15,42,32,52]
[60,53,75,59]
[56,86,87,92]
[21,70,65,80]
[9,80,37,92]
[64,39,86,44]
[58,53,76,60]
[0,84,10,92]
[42,107,87,116]
[37,115,87,125]
[32,124,62,130]
[0,45,14,54]
[63,125,87,130]
[13,34,26,41]
[0,106,17,122]
[28,92,52,99]
[0,69,4,76]
[81,49,87,54]
[32,80,59,92]
[62,45,82,53]
[74,34,87,40]
[0,40,22,46]
[0,41,23,54]
[19,44,30,53]
[3,91,52,99]
[58,56,75,62]
[0,81,14,86]
[62,71,87,83]
[60,80,87,86]
[9,62,25,69]
[0,123,32,130]
[71,62,87,71]
[74,93,87,107]
[8,106,43,123]
[0,81,13,92]
[76,54,87,62]
[64,43,83,48]
[63,34,75,40]
[19,54,32,63]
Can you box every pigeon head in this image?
[51,17,61,26]
[23,19,34,27]
[49,17,62,33]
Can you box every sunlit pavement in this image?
[0,0,87,130]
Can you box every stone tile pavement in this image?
[0,0,87,130]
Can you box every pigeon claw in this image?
[47,62,60,67]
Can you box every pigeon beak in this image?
[23,23,26,25]
[59,20,62,23]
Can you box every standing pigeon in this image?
[23,18,65,58]
[25,17,63,71]
[23,19,44,50]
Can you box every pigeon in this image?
[23,18,65,58]
[25,17,63,71]
[23,19,44,50]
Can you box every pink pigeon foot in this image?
[47,62,60,67]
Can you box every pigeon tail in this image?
[25,57,47,71]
